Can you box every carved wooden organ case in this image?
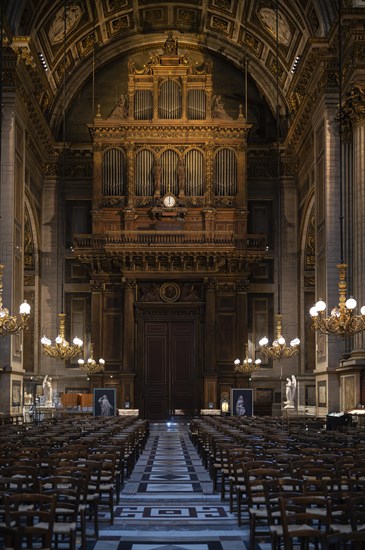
[75,44,266,280]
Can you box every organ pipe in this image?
[102,148,125,196]
[214,149,237,195]
[188,90,206,120]
[185,150,204,195]
[159,80,182,119]
[135,150,154,196]
[134,90,153,120]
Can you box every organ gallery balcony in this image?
[72,230,267,274]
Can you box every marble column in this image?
[344,86,365,354]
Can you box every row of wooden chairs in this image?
[190,416,365,549]
[0,416,150,549]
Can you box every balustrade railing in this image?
[73,231,266,251]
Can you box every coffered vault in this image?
[6,0,340,140]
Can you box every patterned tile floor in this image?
[86,421,262,550]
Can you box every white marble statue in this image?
[42,374,53,407]
[284,374,296,409]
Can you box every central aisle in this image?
[91,420,252,550]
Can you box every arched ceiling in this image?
[6,0,339,137]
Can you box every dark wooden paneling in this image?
[103,312,122,360]
[216,313,235,362]
[171,321,194,412]
[144,323,168,418]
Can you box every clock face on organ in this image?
[163,194,176,207]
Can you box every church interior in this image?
[1,2,365,549]
[0,0,365,422]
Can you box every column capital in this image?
[343,85,365,125]
[121,278,136,292]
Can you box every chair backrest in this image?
[4,492,56,549]
[2,464,40,492]
[40,475,83,505]
[264,477,306,527]
[244,467,281,506]
[279,494,330,529]
[242,459,275,472]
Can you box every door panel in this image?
[171,322,194,413]
[144,323,168,418]
[142,319,195,419]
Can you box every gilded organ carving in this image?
[75,36,266,277]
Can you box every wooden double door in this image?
[138,310,200,420]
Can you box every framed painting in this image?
[230,388,253,417]
[12,380,22,407]
[93,388,116,416]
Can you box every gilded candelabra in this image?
[310,263,365,337]
[78,343,105,376]
[0,264,30,335]
[41,313,83,360]
[259,314,300,360]
[234,343,261,374]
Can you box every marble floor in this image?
[88,421,260,550]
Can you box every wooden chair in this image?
[209,438,232,495]
[263,477,306,550]
[227,448,255,513]
[4,492,56,550]
[279,495,330,550]
[40,474,86,550]
[89,452,117,524]
[77,459,103,537]
[244,467,281,550]
[235,460,276,527]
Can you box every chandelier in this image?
[234,343,261,374]
[259,314,300,360]
[78,343,105,376]
[310,263,365,337]
[0,264,31,335]
[41,313,83,360]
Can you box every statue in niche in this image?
[284,375,297,409]
[152,158,162,195]
[212,94,232,120]
[109,93,128,119]
[177,158,186,196]
[42,375,53,407]
[163,31,178,55]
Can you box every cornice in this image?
[88,122,250,143]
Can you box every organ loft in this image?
[73,35,267,419]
